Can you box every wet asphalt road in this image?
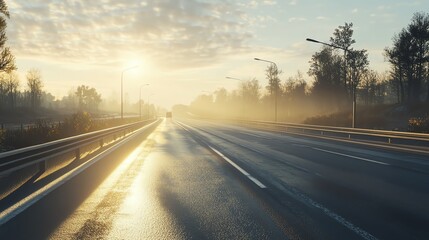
[1,118,429,239]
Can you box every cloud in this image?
[352,8,358,13]
[289,0,297,6]
[288,17,307,23]
[263,0,277,5]
[245,0,276,8]
[7,0,253,69]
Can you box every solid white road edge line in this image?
[209,146,267,189]
[312,147,390,166]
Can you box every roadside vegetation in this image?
[0,111,141,152]
[184,12,429,133]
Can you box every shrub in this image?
[0,112,141,151]
[408,115,429,133]
[62,111,93,135]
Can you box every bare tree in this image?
[0,0,15,73]
[26,69,43,108]
[3,72,19,108]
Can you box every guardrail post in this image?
[388,138,391,144]
[100,139,104,148]
[75,148,80,160]
[348,134,351,139]
[321,131,324,136]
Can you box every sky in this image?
[5,0,428,109]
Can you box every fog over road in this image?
[1,118,428,239]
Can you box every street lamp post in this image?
[254,58,279,122]
[139,84,149,120]
[121,65,138,119]
[306,38,356,128]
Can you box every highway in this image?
[1,118,428,239]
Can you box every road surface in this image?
[1,118,428,239]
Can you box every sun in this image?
[123,59,141,71]
[121,55,150,76]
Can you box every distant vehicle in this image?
[166,112,172,118]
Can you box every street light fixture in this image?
[254,57,279,122]
[306,37,356,128]
[226,76,243,81]
[121,65,138,119]
[140,84,150,120]
[305,38,346,50]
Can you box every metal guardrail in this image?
[237,119,429,150]
[0,116,141,131]
[0,119,159,175]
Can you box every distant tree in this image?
[384,12,429,104]
[61,88,78,110]
[308,22,369,108]
[384,33,406,103]
[407,12,429,102]
[330,22,356,94]
[75,85,102,112]
[26,69,43,108]
[348,49,369,101]
[240,78,261,104]
[190,93,214,117]
[0,0,15,73]
[360,70,379,105]
[265,64,282,98]
[0,72,6,108]
[375,72,391,104]
[283,72,308,118]
[284,72,307,102]
[308,46,345,111]
[214,88,228,106]
[3,71,19,108]
[41,91,55,108]
[330,22,356,51]
[264,64,282,120]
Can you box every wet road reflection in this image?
[51,119,286,239]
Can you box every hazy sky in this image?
[6,0,428,109]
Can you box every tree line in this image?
[0,2,105,114]
[0,68,104,112]
[385,12,429,104]
[190,12,429,124]
[0,69,45,109]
